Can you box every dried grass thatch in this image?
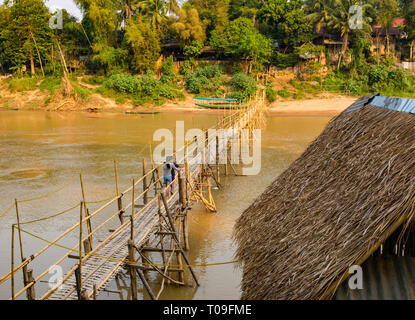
[234,100,415,300]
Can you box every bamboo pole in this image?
[78,202,83,290]
[143,158,148,205]
[75,266,82,300]
[185,140,189,204]
[136,269,156,300]
[30,31,45,77]
[14,199,24,262]
[158,191,167,270]
[23,267,35,300]
[160,192,199,286]
[115,161,124,224]
[216,135,220,185]
[131,179,135,217]
[176,217,184,283]
[178,170,186,209]
[11,225,15,300]
[80,174,93,248]
[7,167,162,299]
[128,214,138,300]
[114,160,119,196]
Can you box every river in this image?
[0,110,332,300]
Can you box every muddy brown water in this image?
[0,110,332,300]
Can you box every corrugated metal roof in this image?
[344,94,379,113]
[345,95,415,115]
[369,96,415,114]
[334,256,415,300]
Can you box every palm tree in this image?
[326,0,372,67]
[119,0,138,20]
[166,0,179,15]
[138,0,167,29]
[305,0,336,33]
[375,0,399,56]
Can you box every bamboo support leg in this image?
[22,263,35,300]
[80,174,93,249]
[75,267,82,300]
[117,195,124,224]
[136,268,156,300]
[183,211,190,251]
[11,225,15,300]
[143,158,148,205]
[128,240,138,300]
[160,192,199,286]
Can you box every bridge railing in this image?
[0,100,260,300]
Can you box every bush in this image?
[39,77,62,95]
[343,78,367,96]
[83,75,106,85]
[387,68,408,88]
[368,64,389,88]
[277,89,291,98]
[102,71,183,105]
[231,72,257,99]
[266,86,277,102]
[272,52,300,68]
[104,74,142,94]
[72,82,90,100]
[8,77,38,92]
[115,97,126,104]
[184,65,225,94]
[160,56,177,83]
[194,64,224,79]
[293,90,306,99]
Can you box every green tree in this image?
[189,0,230,36]
[125,17,161,73]
[401,0,415,61]
[375,0,399,56]
[58,10,91,58]
[326,0,372,66]
[118,0,139,21]
[1,0,53,75]
[138,0,167,30]
[257,0,314,51]
[75,0,119,46]
[170,6,206,47]
[166,0,179,14]
[0,4,11,73]
[210,17,272,73]
[229,0,261,20]
[304,0,336,33]
[184,41,204,58]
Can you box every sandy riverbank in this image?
[0,82,357,116]
[266,96,357,116]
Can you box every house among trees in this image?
[372,18,407,58]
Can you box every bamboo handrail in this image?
[2,99,262,300]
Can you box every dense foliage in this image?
[0,0,414,105]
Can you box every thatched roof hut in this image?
[234,95,415,300]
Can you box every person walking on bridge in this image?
[163,156,181,198]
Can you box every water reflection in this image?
[0,111,331,300]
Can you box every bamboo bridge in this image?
[0,96,264,300]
